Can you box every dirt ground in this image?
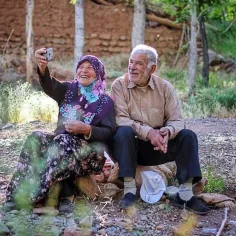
[0,118,235,235]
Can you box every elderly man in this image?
[110,44,209,215]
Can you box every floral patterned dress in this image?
[6,131,105,204]
[6,55,115,205]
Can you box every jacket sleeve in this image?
[89,106,116,143]
[110,77,152,141]
[37,66,70,103]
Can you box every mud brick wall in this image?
[0,0,181,58]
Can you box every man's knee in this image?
[179,129,197,141]
[114,126,135,140]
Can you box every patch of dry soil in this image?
[0,118,235,235]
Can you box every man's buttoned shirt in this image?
[110,73,185,141]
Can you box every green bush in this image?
[208,72,236,89]
[25,92,58,122]
[206,19,236,60]
[0,83,10,123]
[0,82,31,123]
[217,87,236,109]
[159,66,188,93]
[0,82,58,124]
[203,167,225,193]
[182,95,209,118]
[196,87,236,111]
[0,62,235,124]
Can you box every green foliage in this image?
[203,167,225,193]
[9,214,59,236]
[0,82,31,123]
[182,95,207,118]
[206,19,236,59]
[204,0,236,21]
[217,88,236,109]
[157,66,236,118]
[132,230,144,236]
[1,61,235,124]
[100,53,129,80]
[150,0,235,22]
[150,0,190,22]
[163,203,171,213]
[158,66,188,93]
[0,82,58,124]
[196,87,236,111]
[0,83,10,123]
[73,198,93,221]
[182,85,236,118]
[26,92,58,122]
[10,215,32,236]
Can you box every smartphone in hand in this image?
[42,48,53,61]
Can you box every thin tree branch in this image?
[221,19,236,34]
[173,23,186,66]
[3,29,14,55]
[205,22,220,31]
[216,207,229,236]
[93,0,113,5]
[146,13,183,29]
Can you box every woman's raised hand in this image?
[35,48,48,76]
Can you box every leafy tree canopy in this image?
[147,0,235,22]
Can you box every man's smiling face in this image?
[128,53,154,87]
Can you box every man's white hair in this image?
[131,44,158,68]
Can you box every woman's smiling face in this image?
[76,61,96,86]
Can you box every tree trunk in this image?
[187,0,198,97]
[132,0,146,48]
[26,0,34,84]
[74,0,84,71]
[199,0,209,87]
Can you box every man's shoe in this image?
[174,193,210,215]
[119,193,136,209]
[58,199,73,214]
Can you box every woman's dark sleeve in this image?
[37,66,69,103]
[89,106,116,143]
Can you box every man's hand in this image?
[159,127,170,153]
[63,121,91,136]
[35,48,48,76]
[147,129,165,152]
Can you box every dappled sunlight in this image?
[20,92,58,123]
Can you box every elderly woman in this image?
[5,48,115,211]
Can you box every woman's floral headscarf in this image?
[59,55,113,128]
[76,55,106,95]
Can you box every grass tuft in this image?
[203,167,225,193]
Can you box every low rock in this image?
[0,221,10,234]
[101,183,122,198]
[2,124,14,130]
[33,207,59,215]
[156,225,164,230]
[5,221,15,229]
